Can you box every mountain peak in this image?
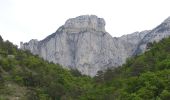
[21,15,170,76]
[64,15,105,33]
[163,16,170,23]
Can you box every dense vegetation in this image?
[0,35,170,100]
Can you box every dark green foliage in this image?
[0,35,3,42]
[0,35,93,99]
[1,35,170,99]
[83,37,170,99]
[70,69,82,77]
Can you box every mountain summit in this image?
[64,15,105,33]
[21,15,170,76]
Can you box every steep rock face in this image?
[21,15,170,76]
[64,15,105,32]
[134,17,170,54]
[20,39,39,55]
[119,30,150,56]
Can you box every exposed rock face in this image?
[64,15,105,33]
[21,15,170,76]
[134,17,170,54]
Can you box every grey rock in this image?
[20,15,170,77]
[134,17,170,54]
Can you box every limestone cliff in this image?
[134,17,170,54]
[21,15,170,76]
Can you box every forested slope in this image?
[1,35,170,100]
[91,37,170,100]
[0,36,93,100]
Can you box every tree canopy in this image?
[1,35,170,100]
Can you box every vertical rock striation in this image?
[21,15,170,76]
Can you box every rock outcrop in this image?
[20,15,170,76]
[134,17,170,54]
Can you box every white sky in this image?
[0,0,170,46]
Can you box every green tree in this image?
[160,90,170,100]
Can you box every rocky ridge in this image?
[20,15,170,76]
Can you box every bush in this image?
[160,90,170,100]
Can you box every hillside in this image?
[91,36,170,99]
[0,35,93,100]
[1,35,170,99]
